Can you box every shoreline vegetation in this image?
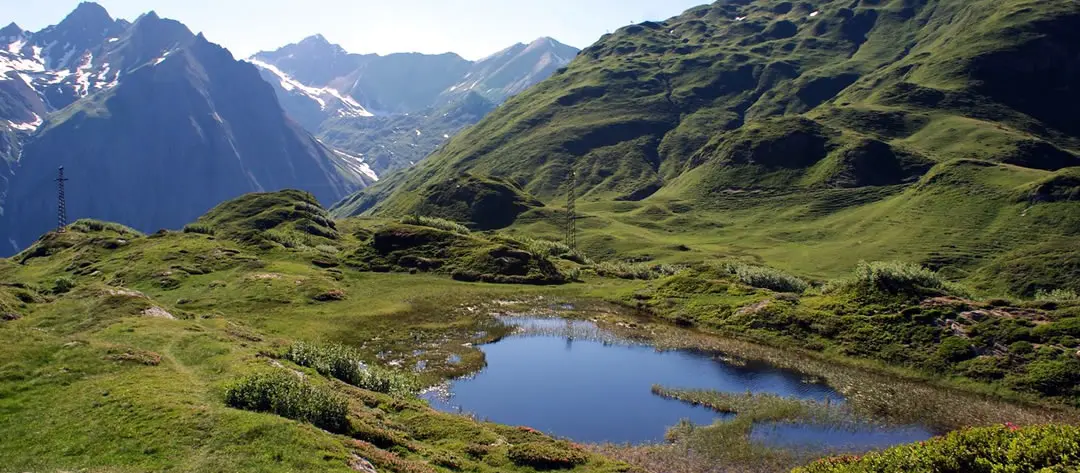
[2,191,1079,473]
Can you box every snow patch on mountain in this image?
[74,53,93,95]
[332,149,378,181]
[248,58,372,118]
[9,112,42,132]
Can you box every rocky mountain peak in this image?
[56,2,115,32]
[0,22,23,39]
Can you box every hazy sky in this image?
[2,0,707,59]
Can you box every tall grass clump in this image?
[264,229,307,249]
[593,261,685,280]
[723,263,808,293]
[182,223,215,235]
[853,261,943,292]
[507,236,590,264]
[822,261,966,299]
[224,371,349,433]
[284,342,418,396]
[1035,288,1080,303]
[400,215,470,235]
[69,219,140,235]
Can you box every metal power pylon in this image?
[56,166,68,232]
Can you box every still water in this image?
[425,317,932,447]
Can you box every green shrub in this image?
[1008,359,1080,396]
[593,261,684,280]
[507,442,587,469]
[315,244,340,255]
[508,236,591,264]
[284,342,418,396]
[722,263,808,293]
[565,267,582,282]
[264,229,307,249]
[1033,318,1080,341]
[934,337,975,364]
[69,219,140,235]
[224,371,349,433]
[1035,288,1080,303]
[52,277,75,295]
[182,223,215,235]
[833,261,951,298]
[796,424,1080,473]
[399,215,470,235]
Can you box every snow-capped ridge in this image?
[248,57,373,117]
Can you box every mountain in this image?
[0,5,375,255]
[318,91,496,175]
[249,36,579,175]
[440,37,581,106]
[336,0,1080,296]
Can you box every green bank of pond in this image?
[410,301,1077,463]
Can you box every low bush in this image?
[824,261,960,299]
[69,219,140,235]
[508,236,591,264]
[284,342,418,396]
[722,263,808,293]
[52,277,75,295]
[853,261,944,294]
[507,442,588,469]
[796,424,1080,472]
[593,261,684,280]
[1035,288,1080,303]
[399,215,470,235]
[224,371,349,433]
[182,223,215,235]
[264,229,307,249]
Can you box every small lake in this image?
[425,317,932,448]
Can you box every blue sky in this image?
[1,0,708,59]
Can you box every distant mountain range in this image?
[0,3,375,255]
[250,35,579,175]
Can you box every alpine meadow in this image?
[2,1,1080,473]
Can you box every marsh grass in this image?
[284,341,419,396]
[224,371,349,433]
[623,322,1080,433]
[400,215,471,235]
[651,387,857,426]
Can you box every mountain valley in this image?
[2,1,1080,473]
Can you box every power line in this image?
[565,169,577,250]
[56,166,68,232]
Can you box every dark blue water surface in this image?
[425,318,933,446]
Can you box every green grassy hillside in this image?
[336,0,1080,296]
[4,190,1080,472]
[0,191,623,473]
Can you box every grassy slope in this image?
[338,0,1080,296]
[4,191,1080,472]
[0,195,625,473]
